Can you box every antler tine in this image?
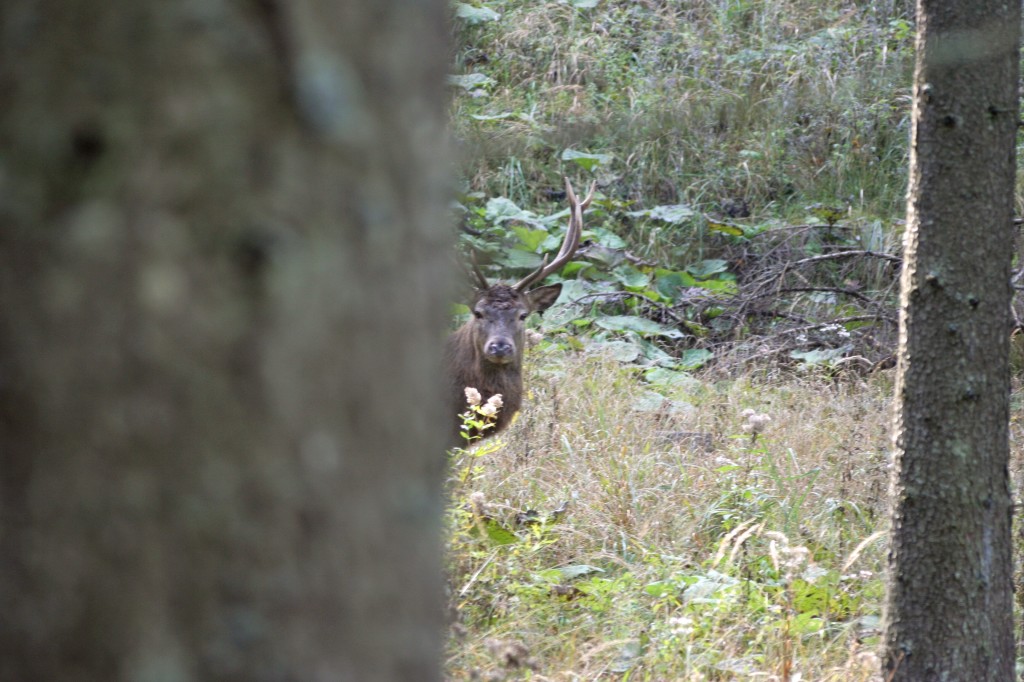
[468,251,491,291]
[513,177,593,291]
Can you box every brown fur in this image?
[445,283,561,447]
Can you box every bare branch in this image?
[792,250,902,267]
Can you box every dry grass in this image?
[446,345,895,681]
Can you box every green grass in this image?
[451,0,915,223]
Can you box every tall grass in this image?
[447,348,894,680]
[451,0,915,221]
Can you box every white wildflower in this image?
[464,387,481,406]
[487,393,503,409]
[468,491,487,516]
[741,410,772,436]
[766,530,812,579]
[667,616,695,637]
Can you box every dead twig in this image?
[750,286,875,306]
[791,250,902,267]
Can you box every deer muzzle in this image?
[484,338,516,364]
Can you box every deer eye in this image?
[519,312,528,321]
[473,310,483,319]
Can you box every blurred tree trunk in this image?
[884,1,1019,679]
[0,2,450,680]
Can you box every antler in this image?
[455,249,492,291]
[469,251,490,291]
[513,177,596,292]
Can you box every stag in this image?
[446,178,595,447]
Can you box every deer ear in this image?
[527,283,562,313]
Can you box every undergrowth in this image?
[447,347,892,680]
[449,0,921,376]
[451,0,915,218]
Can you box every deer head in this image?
[464,177,595,366]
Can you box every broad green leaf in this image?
[484,196,543,227]
[578,243,623,267]
[589,227,627,249]
[644,367,699,389]
[687,259,729,278]
[643,577,675,593]
[454,3,501,24]
[485,519,518,545]
[656,270,697,302]
[561,148,613,171]
[498,248,544,269]
[695,278,737,295]
[638,288,666,303]
[627,203,694,224]
[591,340,643,363]
[534,568,564,583]
[540,231,565,252]
[677,348,713,370]
[446,73,495,90]
[706,219,745,236]
[597,315,683,338]
[640,340,678,366]
[540,302,578,331]
[611,264,650,289]
[792,613,825,635]
[555,278,593,303]
[511,226,549,252]
[644,581,673,597]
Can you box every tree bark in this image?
[884,1,1019,679]
[0,2,450,680]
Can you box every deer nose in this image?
[485,340,514,358]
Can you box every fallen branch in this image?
[792,250,902,267]
[750,285,876,305]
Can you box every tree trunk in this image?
[0,2,450,680]
[884,1,1019,679]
